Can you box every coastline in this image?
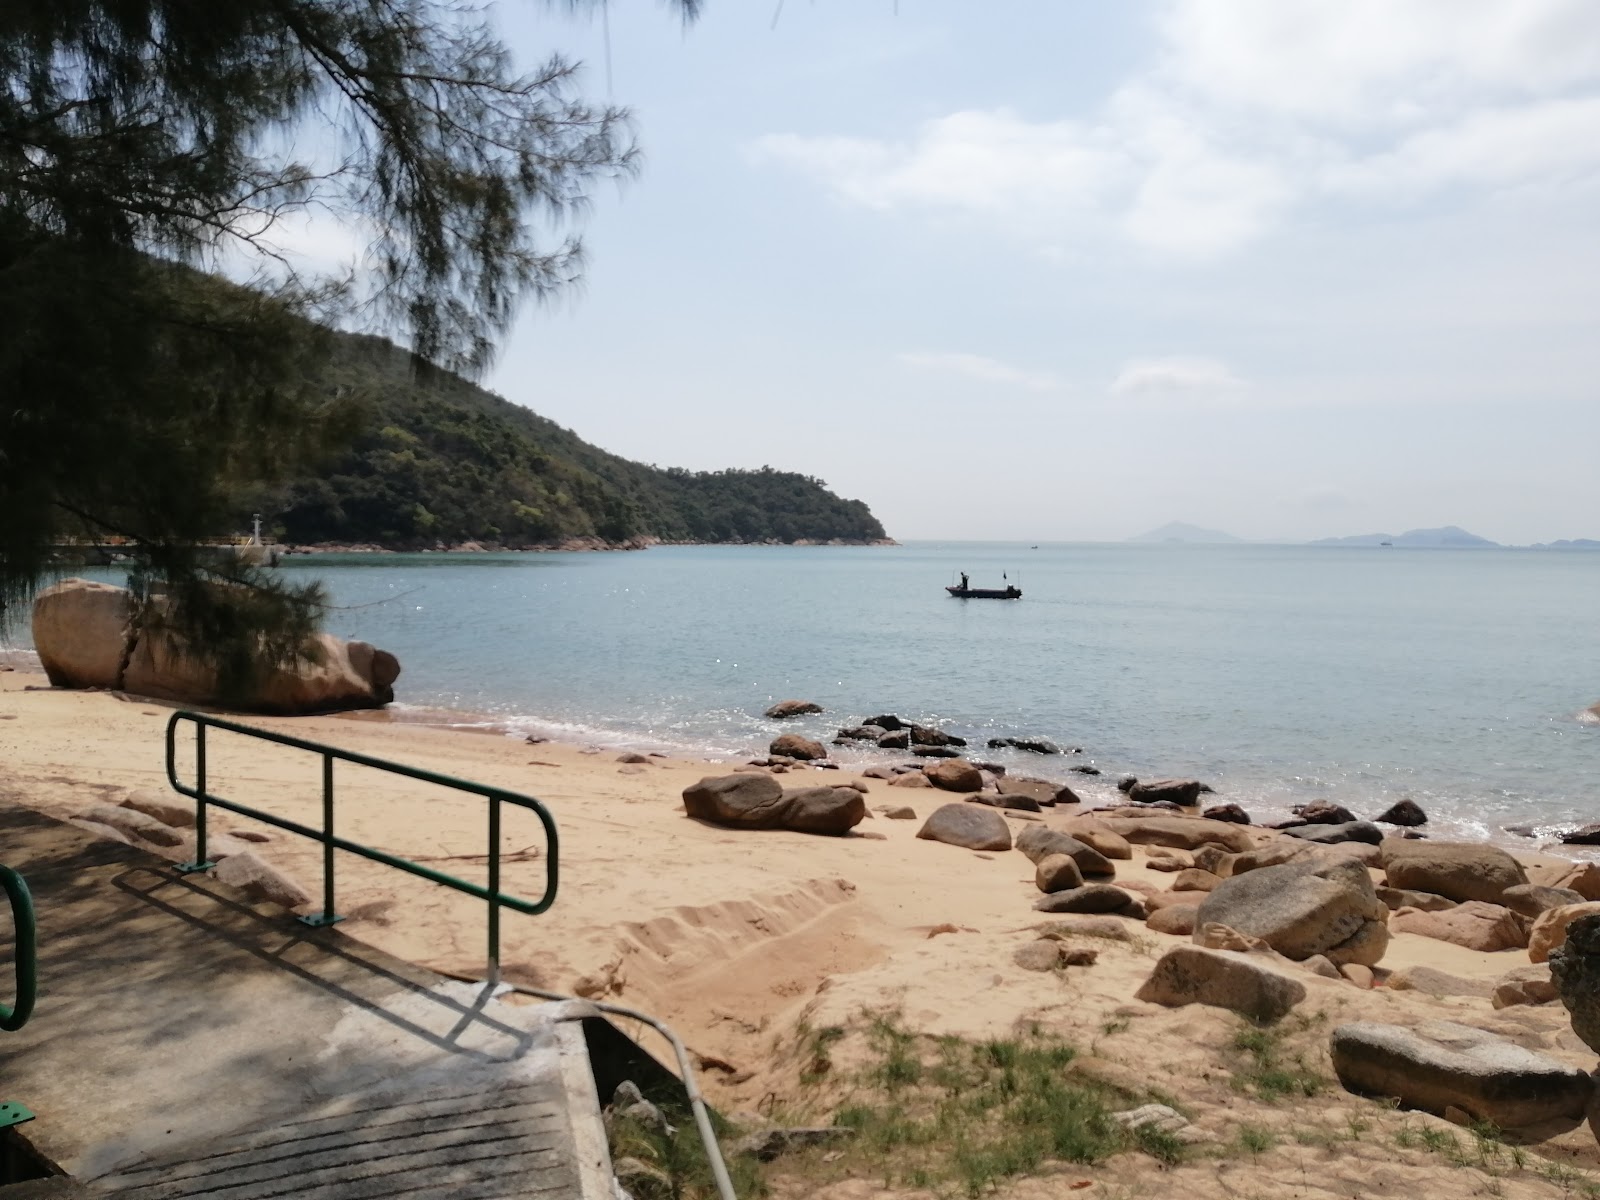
[7,668,1600,1193]
[276,535,901,555]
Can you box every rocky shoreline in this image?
[277,534,899,555]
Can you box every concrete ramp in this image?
[0,809,612,1198]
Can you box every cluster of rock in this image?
[32,578,401,714]
[71,789,311,909]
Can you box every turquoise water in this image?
[18,543,1600,838]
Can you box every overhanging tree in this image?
[0,0,697,678]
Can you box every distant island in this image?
[259,333,889,550]
[1310,526,1498,548]
[1530,539,1600,550]
[1127,522,1244,545]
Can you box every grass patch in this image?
[1227,1017,1325,1101]
[608,1093,768,1200]
[767,1011,1186,1197]
[1236,1124,1276,1156]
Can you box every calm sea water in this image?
[14,543,1600,840]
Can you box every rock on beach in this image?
[1329,1021,1594,1128]
[916,803,1012,852]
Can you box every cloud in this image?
[1111,356,1244,397]
[751,0,1600,259]
[751,110,1123,217]
[1157,0,1600,124]
[898,351,1060,391]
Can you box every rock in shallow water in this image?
[1329,1020,1593,1128]
[1375,798,1428,826]
[1128,779,1202,807]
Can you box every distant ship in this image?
[1380,541,1393,547]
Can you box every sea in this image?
[10,542,1600,844]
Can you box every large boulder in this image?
[1035,854,1084,893]
[769,733,827,761]
[1135,946,1307,1021]
[1391,902,1528,952]
[1293,801,1358,825]
[31,578,133,688]
[1127,779,1202,807]
[997,777,1057,807]
[1374,799,1428,827]
[682,775,865,836]
[1014,826,1114,877]
[1034,885,1142,915]
[1548,914,1600,1053]
[765,699,822,719]
[1529,902,1600,964]
[909,724,965,747]
[1281,821,1383,845]
[780,787,870,835]
[684,774,786,826]
[1099,814,1255,854]
[1382,842,1528,904]
[1064,821,1132,861]
[1195,856,1389,966]
[1501,884,1586,920]
[1329,1021,1594,1128]
[1549,861,1600,901]
[925,759,983,793]
[37,579,400,714]
[916,803,1012,852]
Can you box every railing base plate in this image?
[0,1101,35,1130]
[298,913,344,928]
[174,861,215,875]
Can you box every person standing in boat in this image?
[959,572,969,591]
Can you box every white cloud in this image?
[1326,97,1600,197]
[751,110,1123,217]
[1158,0,1600,124]
[898,351,1060,391]
[1111,356,1244,397]
[751,0,1600,260]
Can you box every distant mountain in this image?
[1531,539,1600,550]
[1128,522,1244,544]
[1311,526,1498,548]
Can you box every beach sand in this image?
[4,668,1599,1198]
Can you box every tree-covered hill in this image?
[264,334,889,548]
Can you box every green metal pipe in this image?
[0,867,37,1032]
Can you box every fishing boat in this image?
[946,573,1022,600]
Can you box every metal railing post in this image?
[176,720,214,874]
[301,753,343,928]
[487,796,501,987]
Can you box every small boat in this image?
[946,584,1022,600]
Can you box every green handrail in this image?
[0,866,37,1032]
[165,710,558,983]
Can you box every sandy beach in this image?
[4,666,1600,1198]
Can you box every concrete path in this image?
[0,809,612,1198]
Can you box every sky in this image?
[300,1,1600,543]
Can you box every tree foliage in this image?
[0,0,694,655]
[261,332,888,547]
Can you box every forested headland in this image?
[259,333,890,550]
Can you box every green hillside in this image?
[264,334,889,548]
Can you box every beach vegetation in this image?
[1226,1015,1326,1101]
[761,1010,1184,1197]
